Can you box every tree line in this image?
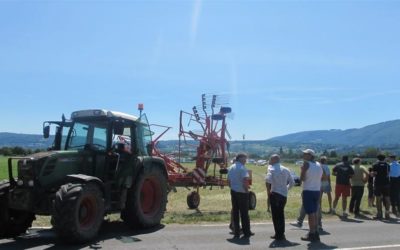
[0,147,43,156]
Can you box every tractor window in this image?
[68,122,107,150]
[93,126,107,150]
[61,123,71,150]
[112,126,132,153]
[69,123,89,149]
[136,114,153,156]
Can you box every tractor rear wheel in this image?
[0,181,35,238]
[122,166,167,228]
[249,191,256,210]
[52,183,104,243]
[187,191,200,209]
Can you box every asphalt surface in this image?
[1,215,400,250]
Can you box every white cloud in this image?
[190,0,202,47]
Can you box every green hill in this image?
[267,120,400,146]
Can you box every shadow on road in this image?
[0,220,165,250]
[339,216,364,223]
[269,239,300,248]
[379,218,400,225]
[226,236,250,246]
[307,241,337,249]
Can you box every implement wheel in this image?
[249,191,256,210]
[52,183,104,243]
[187,191,200,209]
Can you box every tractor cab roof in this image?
[70,109,139,122]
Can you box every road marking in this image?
[199,222,273,227]
[339,244,400,250]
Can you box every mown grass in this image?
[0,156,7,179]
[0,155,377,227]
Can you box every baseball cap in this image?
[302,149,315,156]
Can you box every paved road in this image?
[1,216,400,250]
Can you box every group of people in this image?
[227,150,400,242]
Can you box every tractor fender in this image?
[133,157,168,185]
[65,174,105,195]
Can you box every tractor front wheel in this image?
[122,166,168,228]
[0,181,35,238]
[52,183,104,243]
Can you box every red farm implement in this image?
[150,94,256,209]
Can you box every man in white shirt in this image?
[266,154,294,241]
[300,149,323,242]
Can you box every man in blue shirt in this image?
[227,153,253,238]
[389,155,400,217]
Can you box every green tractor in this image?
[0,109,168,243]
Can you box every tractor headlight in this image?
[28,180,34,187]
[17,180,24,186]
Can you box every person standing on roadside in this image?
[367,167,375,207]
[320,156,333,213]
[372,154,391,219]
[389,155,400,217]
[349,157,368,217]
[300,149,323,242]
[227,153,254,238]
[265,154,294,241]
[332,155,354,217]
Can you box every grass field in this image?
[0,155,377,227]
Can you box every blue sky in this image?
[1,0,400,140]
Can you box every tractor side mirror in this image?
[113,121,124,135]
[43,125,50,139]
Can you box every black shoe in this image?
[243,231,254,238]
[276,235,286,241]
[233,234,240,239]
[301,233,319,242]
[314,232,320,242]
[301,234,311,241]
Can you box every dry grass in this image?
[0,158,376,227]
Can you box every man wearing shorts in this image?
[372,154,391,219]
[300,149,323,242]
[332,155,354,217]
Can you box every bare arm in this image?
[332,166,337,176]
[266,182,271,196]
[287,171,295,190]
[300,161,310,182]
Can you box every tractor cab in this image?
[43,110,153,185]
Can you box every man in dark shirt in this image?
[332,155,354,217]
[372,154,391,219]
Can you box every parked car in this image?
[295,160,304,166]
[256,159,268,166]
[289,169,301,186]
